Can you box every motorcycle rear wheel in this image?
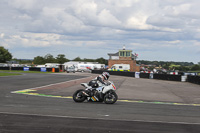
[73,89,87,102]
[104,91,118,104]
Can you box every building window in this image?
[126,52,130,57]
[120,51,131,57]
[120,51,125,57]
[119,50,132,57]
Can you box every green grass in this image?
[0,70,58,76]
[0,72,22,76]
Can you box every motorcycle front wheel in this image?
[104,91,118,104]
[73,89,87,102]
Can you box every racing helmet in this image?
[102,72,110,80]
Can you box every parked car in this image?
[78,68,92,73]
[66,66,75,73]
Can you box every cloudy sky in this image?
[0,0,200,63]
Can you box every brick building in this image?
[108,47,140,72]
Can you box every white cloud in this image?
[1,33,64,48]
[167,40,181,44]
[126,15,153,30]
[0,33,5,38]
[0,0,200,63]
[98,9,121,27]
[7,0,36,10]
[105,0,138,7]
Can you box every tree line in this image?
[138,60,200,71]
[33,54,108,65]
[137,60,194,66]
[0,46,200,71]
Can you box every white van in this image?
[109,64,130,71]
[66,66,75,73]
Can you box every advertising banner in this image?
[23,67,29,71]
[150,73,154,79]
[41,67,46,72]
[135,72,140,78]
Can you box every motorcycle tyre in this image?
[73,89,87,102]
[104,91,118,104]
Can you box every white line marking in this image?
[10,75,200,107]
[11,76,93,94]
[0,111,200,125]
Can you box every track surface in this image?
[0,72,200,133]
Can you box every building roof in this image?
[108,52,119,56]
[108,52,135,57]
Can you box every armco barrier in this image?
[0,67,59,72]
[140,73,150,79]
[9,67,23,70]
[92,70,135,77]
[0,67,9,70]
[153,74,181,81]
[92,70,181,81]
[92,70,103,74]
[187,75,200,85]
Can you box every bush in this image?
[191,65,200,71]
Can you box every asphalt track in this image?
[0,72,200,133]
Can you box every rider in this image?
[87,72,110,96]
[95,72,110,86]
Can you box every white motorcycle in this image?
[73,81,118,104]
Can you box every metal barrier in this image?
[92,70,135,77]
[153,74,182,81]
[0,67,9,70]
[92,70,183,82]
[0,67,59,72]
[139,73,150,79]
[187,75,200,85]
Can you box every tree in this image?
[96,57,108,65]
[169,64,181,70]
[12,58,33,64]
[44,54,55,63]
[83,58,95,62]
[33,56,45,64]
[162,62,171,69]
[73,57,82,61]
[0,46,12,63]
[191,65,200,71]
[178,66,190,71]
[56,54,69,64]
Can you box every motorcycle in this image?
[73,81,118,104]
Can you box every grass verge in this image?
[0,72,22,76]
[0,70,55,74]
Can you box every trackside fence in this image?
[153,74,181,82]
[92,70,135,77]
[92,70,199,85]
[187,75,200,85]
[0,67,59,72]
